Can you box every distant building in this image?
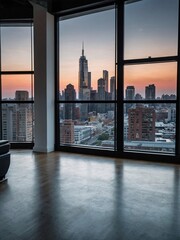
[78,44,89,100]
[126,86,135,100]
[145,84,156,100]
[107,110,114,120]
[90,89,97,112]
[103,70,108,92]
[126,86,135,113]
[97,78,106,113]
[124,140,175,153]
[168,108,176,122]
[135,93,143,100]
[81,88,90,121]
[15,90,29,100]
[78,45,91,120]
[2,91,33,142]
[75,106,80,120]
[110,76,116,100]
[98,78,106,100]
[60,119,74,144]
[161,94,176,100]
[16,107,32,142]
[128,107,156,141]
[15,91,32,142]
[2,104,15,141]
[156,108,168,122]
[64,84,76,120]
[88,72,91,89]
[74,126,91,144]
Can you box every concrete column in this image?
[32,3,55,152]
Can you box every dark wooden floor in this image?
[0,150,180,240]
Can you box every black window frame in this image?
[55,0,180,163]
[56,3,118,153]
[0,20,34,149]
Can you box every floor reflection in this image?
[0,151,180,240]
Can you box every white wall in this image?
[32,3,55,152]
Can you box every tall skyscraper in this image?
[110,76,116,100]
[80,87,90,121]
[78,44,90,121]
[64,84,76,120]
[126,86,135,100]
[90,89,97,113]
[97,78,106,113]
[15,90,29,101]
[126,86,135,113]
[98,78,106,100]
[2,104,15,141]
[78,43,89,100]
[2,91,33,142]
[88,72,91,89]
[145,84,156,100]
[128,107,156,141]
[15,91,32,142]
[103,70,108,92]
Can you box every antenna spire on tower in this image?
[82,41,84,56]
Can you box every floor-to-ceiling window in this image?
[123,0,178,155]
[57,7,116,150]
[0,22,34,146]
[56,0,180,161]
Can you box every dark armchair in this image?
[0,140,10,182]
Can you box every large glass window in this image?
[58,7,116,150]
[1,26,33,71]
[124,63,177,100]
[123,0,178,156]
[1,75,34,100]
[0,23,34,144]
[57,0,179,159]
[124,0,179,59]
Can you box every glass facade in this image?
[0,23,34,144]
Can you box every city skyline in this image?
[60,41,176,99]
[59,0,178,95]
[0,0,178,99]
[124,62,177,97]
[59,8,116,92]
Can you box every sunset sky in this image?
[0,0,178,99]
[2,75,34,100]
[124,0,178,59]
[59,0,178,97]
[1,26,33,71]
[124,62,177,98]
[1,26,33,99]
[59,8,116,92]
